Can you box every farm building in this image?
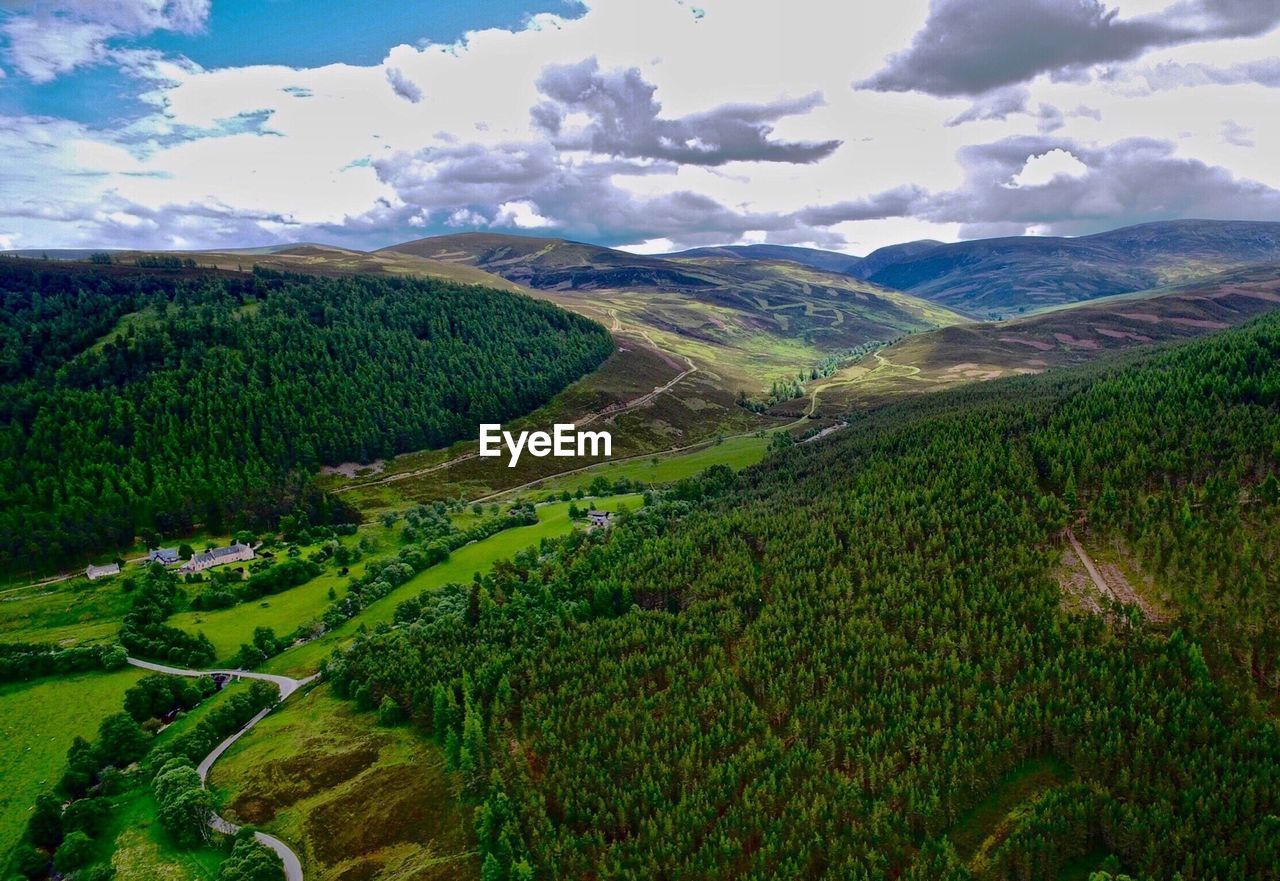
[86,562,120,580]
[147,547,180,565]
[179,542,255,574]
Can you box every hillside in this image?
[335,313,1280,880]
[380,233,966,365]
[862,219,1280,317]
[666,243,864,275]
[804,262,1280,413]
[0,260,612,574]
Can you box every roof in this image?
[587,509,610,517]
[182,542,252,568]
[148,547,179,562]
[86,563,120,577]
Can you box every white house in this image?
[86,562,120,580]
[587,510,613,529]
[179,542,255,574]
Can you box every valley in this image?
[3,218,1279,881]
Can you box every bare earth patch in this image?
[1094,327,1153,341]
[321,460,386,479]
[1052,333,1099,349]
[998,336,1054,351]
[1168,317,1229,329]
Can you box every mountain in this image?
[380,232,966,360]
[665,243,863,275]
[808,261,1280,413]
[0,259,611,572]
[862,220,1280,317]
[846,239,944,279]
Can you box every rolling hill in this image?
[665,243,864,275]
[801,261,1280,414]
[379,232,966,361]
[861,219,1280,317]
[0,260,612,573]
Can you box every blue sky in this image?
[0,1,1277,253]
[0,1,583,126]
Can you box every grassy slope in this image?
[0,577,133,646]
[209,685,477,881]
[527,435,770,496]
[0,667,146,858]
[262,495,641,678]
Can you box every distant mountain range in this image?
[378,232,965,353]
[665,220,1280,318]
[11,219,1280,321]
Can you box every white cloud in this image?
[1009,148,1089,187]
[2,0,210,82]
[3,0,1279,252]
[492,200,553,229]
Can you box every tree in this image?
[179,544,194,561]
[27,792,63,848]
[219,832,284,881]
[98,713,149,767]
[53,831,94,873]
[156,786,212,846]
[378,695,404,726]
[101,645,128,670]
[62,796,110,837]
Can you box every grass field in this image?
[262,495,641,678]
[209,684,477,881]
[0,667,146,860]
[525,435,770,496]
[0,576,129,646]
[104,789,225,881]
[166,536,392,662]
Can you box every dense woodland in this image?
[0,261,612,573]
[331,315,1280,880]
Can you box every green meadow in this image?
[527,435,770,496]
[0,667,146,859]
[263,495,641,678]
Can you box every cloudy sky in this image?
[1,0,1278,254]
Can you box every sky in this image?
[0,0,1278,255]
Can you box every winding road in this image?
[127,657,317,881]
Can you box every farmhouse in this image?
[86,562,120,580]
[179,542,255,574]
[147,547,180,565]
[587,509,613,529]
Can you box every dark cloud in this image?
[368,137,824,248]
[797,185,928,227]
[945,86,1065,132]
[1135,57,1280,89]
[1221,120,1255,146]
[859,0,1280,97]
[532,57,841,165]
[924,135,1280,235]
[794,135,1280,238]
[385,67,422,103]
